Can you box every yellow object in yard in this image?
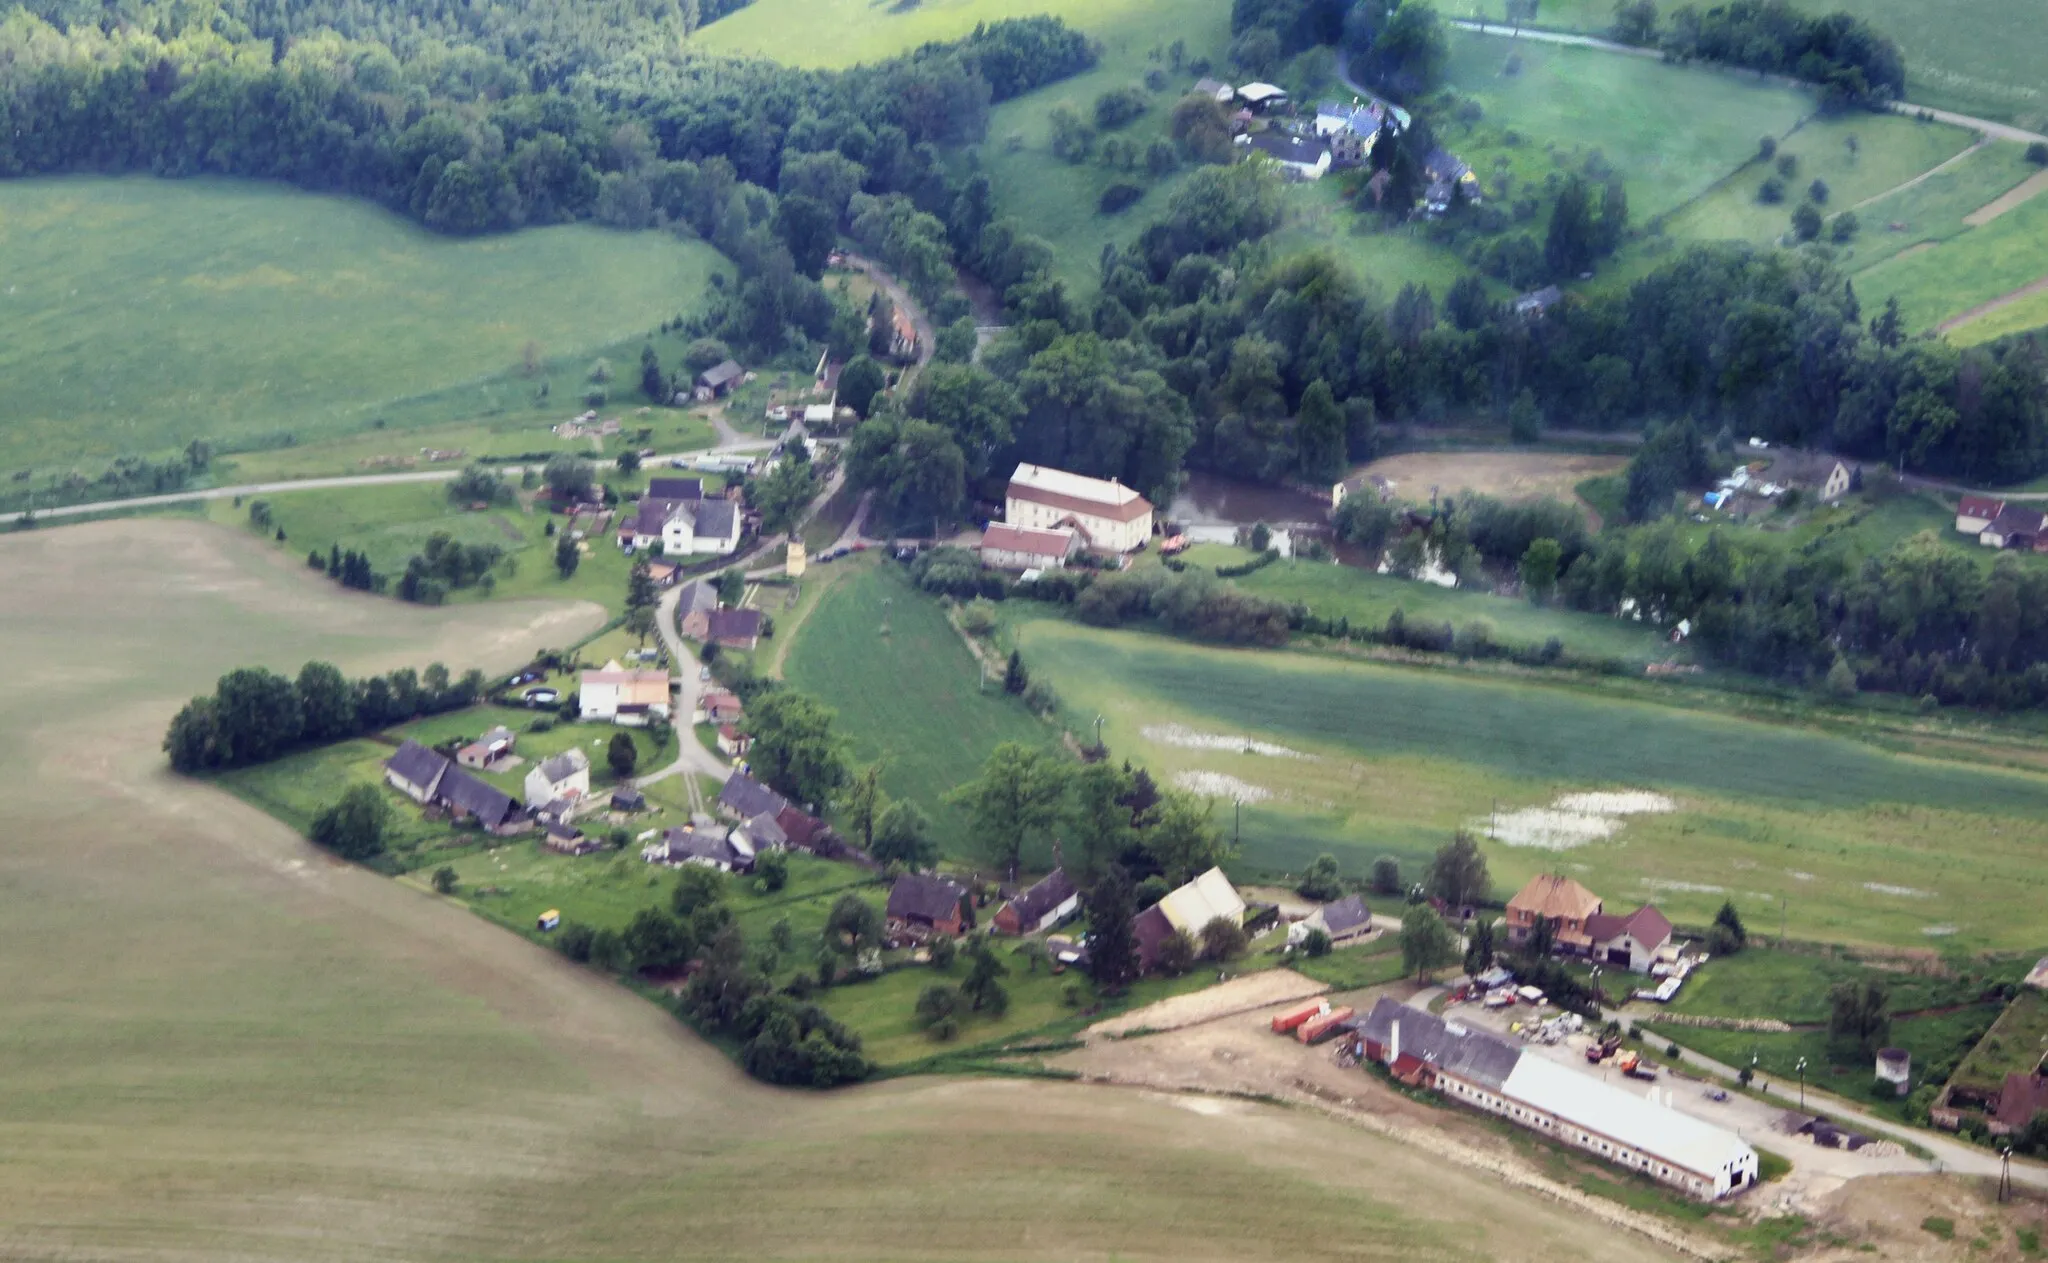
[538,909,562,932]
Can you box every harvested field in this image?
[1963,166,2048,225]
[0,518,1686,1262]
[1351,451,1628,506]
[1086,969,1328,1038]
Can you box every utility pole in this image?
[1093,713,1104,750]
[1795,1056,1808,1110]
[1234,797,1242,849]
[2000,1146,2013,1202]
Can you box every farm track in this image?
[1842,139,1988,214]
[1962,166,2048,224]
[1936,272,2048,332]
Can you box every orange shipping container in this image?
[1296,1006,1356,1044]
[1271,999,1329,1034]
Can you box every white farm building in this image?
[1356,998,1758,1200]
[1003,463,1154,553]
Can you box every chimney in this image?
[1390,1018,1401,1066]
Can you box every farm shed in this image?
[993,868,1079,936]
[979,523,1079,571]
[695,359,744,399]
[1288,893,1373,947]
[385,739,448,804]
[886,873,971,942]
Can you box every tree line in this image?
[163,660,487,772]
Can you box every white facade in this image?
[578,667,672,723]
[660,502,741,556]
[1005,463,1154,553]
[1497,1057,1759,1199]
[522,749,590,808]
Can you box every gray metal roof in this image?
[386,739,448,791]
[718,772,786,821]
[1359,996,1523,1090]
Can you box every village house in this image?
[887,305,919,360]
[699,689,744,725]
[886,873,972,942]
[455,725,516,770]
[647,477,704,502]
[618,492,741,557]
[643,824,755,873]
[733,809,786,855]
[675,580,721,639]
[1005,463,1154,553]
[523,747,590,808]
[978,522,1079,571]
[1422,147,1479,215]
[1981,505,2047,550]
[716,724,751,758]
[1288,893,1373,948]
[694,359,744,401]
[435,765,526,835]
[610,786,646,813]
[1134,867,1247,971]
[717,772,787,822]
[1237,130,1331,180]
[1818,461,1854,503]
[578,663,672,725]
[993,868,1079,936]
[1957,494,2006,535]
[1584,903,1675,973]
[1356,998,1759,1200]
[384,739,448,804]
[1313,99,1390,165]
[705,608,764,651]
[542,819,603,856]
[1506,874,1604,952]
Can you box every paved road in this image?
[636,583,738,802]
[2,441,774,526]
[1446,21,2048,145]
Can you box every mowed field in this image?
[0,176,724,481]
[782,560,1058,863]
[0,517,1679,1262]
[1012,618,2048,953]
[1852,183,2048,336]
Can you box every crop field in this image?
[695,0,1185,66]
[1782,0,2048,128]
[1011,617,2048,952]
[1443,31,1813,223]
[1658,113,1971,246]
[782,560,1058,864]
[0,518,1682,1260]
[0,176,725,487]
[1852,182,2048,333]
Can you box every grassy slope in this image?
[1663,949,2030,1022]
[781,560,1058,863]
[1852,185,2048,331]
[0,176,724,480]
[1836,140,2038,272]
[969,0,1235,292]
[1660,113,1971,245]
[1013,616,2048,951]
[694,0,1179,66]
[1442,32,1813,223]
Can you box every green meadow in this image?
[1835,140,2039,272]
[1782,0,2048,128]
[0,176,724,484]
[782,560,1059,863]
[694,0,1191,67]
[1011,616,2048,952]
[1852,184,2048,333]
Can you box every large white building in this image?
[1357,998,1759,1200]
[1004,463,1154,553]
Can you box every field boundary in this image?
[1963,166,2048,225]
[1937,272,2048,332]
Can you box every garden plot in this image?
[1474,790,1675,850]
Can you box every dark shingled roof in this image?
[438,766,519,826]
[740,810,787,850]
[662,825,748,868]
[718,772,787,821]
[706,607,763,643]
[386,739,449,791]
[887,873,967,925]
[697,359,744,389]
[1004,868,1078,929]
[677,580,719,615]
[1358,996,1523,1090]
[647,477,703,502]
[1132,903,1176,968]
[1320,894,1371,937]
[692,498,739,539]
[611,787,646,811]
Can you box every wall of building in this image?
[1004,497,1151,553]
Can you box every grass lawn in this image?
[1219,552,1685,666]
[1643,1005,2004,1120]
[1662,948,2030,1023]
[781,559,1059,864]
[1290,933,1407,991]
[1658,113,1971,247]
[1948,989,2048,1093]
[1269,180,1498,299]
[205,481,644,611]
[1442,30,1813,223]
[1851,178,2048,333]
[1009,614,2048,952]
[0,176,725,491]
[967,0,1234,293]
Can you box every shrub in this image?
[1199,916,1249,962]
[431,866,458,894]
[1099,182,1146,214]
[958,598,998,635]
[1668,1041,1682,1059]
[2028,141,2048,166]
[1807,177,1829,204]
[1757,177,1785,204]
[1093,85,1149,130]
[1303,927,1333,957]
[1831,211,1859,243]
[1921,1218,1954,1241]
[1155,929,1197,976]
[928,934,957,970]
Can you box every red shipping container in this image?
[1270,999,1329,1034]
[1296,1006,1356,1044]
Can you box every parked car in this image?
[698,667,711,681]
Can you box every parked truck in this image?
[1271,999,1330,1035]
[1297,1006,1355,1045]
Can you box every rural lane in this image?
[839,250,937,390]
[636,583,737,799]
[1444,21,2048,145]
[0,440,773,526]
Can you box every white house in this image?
[578,663,672,724]
[1005,463,1154,553]
[1583,904,1674,974]
[1818,461,1853,503]
[659,499,741,556]
[1957,494,2006,535]
[523,747,590,808]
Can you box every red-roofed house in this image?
[979,522,1079,571]
[1005,463,1154,553]
[1957,495,2006,535]
[1584,904,1674,972]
